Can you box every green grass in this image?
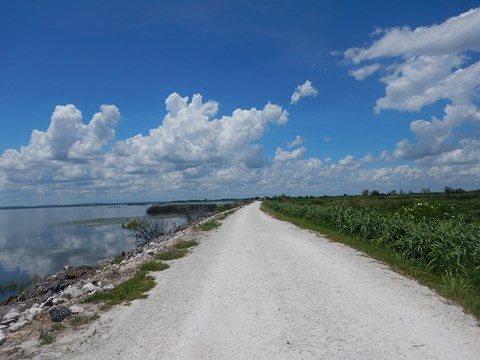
[86,258,170,309]
[69,314,100,328]
[50,323,65,332]
[261,201,480,320]
[201,220,220,231]
[216,210,236,220]
[86,271,155,309]
[140,260,170,272]
[85,240,198,310]
[174,239,199,249]
[154,248,188,261]
[39,334,55,346]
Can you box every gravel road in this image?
[37,202,480,359]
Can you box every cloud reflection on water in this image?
[0,206,184,301]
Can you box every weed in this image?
[39,334,55,346]
[155,249,188,261]
[85,271,156,309]
[50,323,65,332]
[139,261,170,272]
[69,314,100,328]
[441,271,475,300]
[201,220,220,231]
[174,239,199,249]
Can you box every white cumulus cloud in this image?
[344,7,480,163]
[112,92,288,172]
[287,135,303,148]
[290,80,318,104]
[274,147,306,162]
[349,63,381,81]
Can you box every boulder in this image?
[69,305,84,314]
[66,269,79,279]
[0,319,15,326]
[61,286,83,299]
[52,297,65,305]
[103,284,115,291]
[49,307,72,322]
[28,305,42,317]
[0,330,6,346]
[2,308,20,322]
[81,283,97,294]
[9,320,28,332]
[19,311,34,324]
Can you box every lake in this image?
[0,204,185,301]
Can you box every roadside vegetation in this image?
[85,268,158,309]
[85,239,199,309]
[123,201,244,243]
[262,191,480,319]
[201,220,221,231]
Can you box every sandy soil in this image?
[26,202,480,359]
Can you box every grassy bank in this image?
[86,239,198,309]
[262,197,480,320]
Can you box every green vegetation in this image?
[50,323,66,332]
[123,218,170,242]
[38,334,55,346]
[69,314,100,328]
[154,248,188,261]
[201,220,220,231]
[85,262,168,309]
[140,260,170,272]
[86,239,199,310]
[114,255,125,264]
[262,193,480,319]
[174,239,199,249]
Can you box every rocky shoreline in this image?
[0,214,205,354]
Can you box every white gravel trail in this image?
[37,202,480,359]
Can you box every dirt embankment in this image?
[4,202,480,359]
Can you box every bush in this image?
[123,218,171,242]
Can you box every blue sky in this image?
[1,1,479,205]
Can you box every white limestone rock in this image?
[62,286,83,299]
[2,308,20,322]
[81,282,97,294]
[103,284,115,291]
[28,305,42,317]
[9,320,28,332]
[52,297,65,305]
[69,305,84,314]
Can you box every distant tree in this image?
[445,186,454,194]
[388,190,397,195]
[399,189,405,195]
[422,188,431,194]
[370,190,380,196]
[361,189,369,196]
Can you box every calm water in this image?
[0,205,185,301]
